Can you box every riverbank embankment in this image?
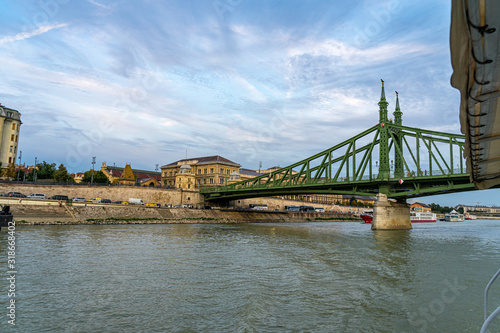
[10,203,361,225]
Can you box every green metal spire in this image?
[394,90,403,125]
[378,80,390,181]
[393,91,404,178]
[378,79,388,123]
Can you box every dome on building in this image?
[179,164,192,173]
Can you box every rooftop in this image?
[163,155,240,167]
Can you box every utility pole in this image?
[91,156,96,184]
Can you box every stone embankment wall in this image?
[0,183,203,206]
[231,197,370,214]
[10,204,359,224]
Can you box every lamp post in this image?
[17,151,22,181]
[91,156,96,184]
[34,157,37,183]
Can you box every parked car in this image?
[121,201,129,205]
[49,195,69,201]
[101,199,111,203]
[90,198,102,203]
[72,197,87,202]
[7,192,26,198]
[145,203,157,207]
[27,193,46,199]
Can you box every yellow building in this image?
[0,104,22,167]
[161,155,241,189]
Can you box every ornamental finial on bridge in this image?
[394,90,402,125]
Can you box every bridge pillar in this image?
[371,193,412,230]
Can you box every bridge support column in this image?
[371,193,412,230]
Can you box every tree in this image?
[36,161,57,179]
[81,170,110,184]
[16,168,26,181]
[53,164,74,183]
[349,197,358,206]
[1,164,16,178]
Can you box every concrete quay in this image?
[7,203,360,225]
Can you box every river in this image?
[1,220,499,332]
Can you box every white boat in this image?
[410,211,437,223]
[445,210,464,222]
[465,214,477,220]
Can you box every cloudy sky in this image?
[1,0,498,206]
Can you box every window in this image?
[209,178,214,184]
[210,168,214,173]
[204,168,207,174]
[198,169,201,174]
[17,124,19,131]
[12,124,15,130]
[11,134,14,141]
[15,135,17,142]
[227,169,230,175]
[220,178,224,184]
[9,146,13,152]
[8,157,12,164]
[220,168,224,174]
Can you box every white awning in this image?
[450,0,500,189]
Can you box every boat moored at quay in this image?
[361,211,437,223]
[445,210,465,222]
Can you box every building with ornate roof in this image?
[161,155,241,189]
[0,103,21,167]
[101,162,161,186]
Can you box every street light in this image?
[17,151,22,181]
[91,156,96,184]
[34,157,37,183]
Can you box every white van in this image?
[27,193,46,199]
[128,198,144,205]
[72,197,87,202]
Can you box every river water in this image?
[1,220,499,332]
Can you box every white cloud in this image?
[0,23,68,45]
[88,0,111,9]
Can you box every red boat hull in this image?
[361,214,373,223]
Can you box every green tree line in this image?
[4,161,110,184]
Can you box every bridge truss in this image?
[201,83,474,201]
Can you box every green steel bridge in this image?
[201,81,475,202]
